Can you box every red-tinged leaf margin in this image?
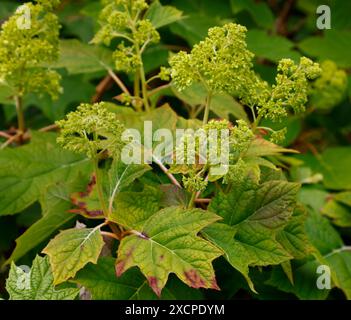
[69,175,104,219]
[114,207,223,297]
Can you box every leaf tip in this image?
[148,276,162,297]
[115,260,125,277]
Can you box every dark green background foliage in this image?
[0,0,350,300]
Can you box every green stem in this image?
[257,126,275,133]
[127,13,150,112]
[15,95,25,135]
[134,72,140,98]
[252,113,263,132]
[188,191,197,209]
[139,66,151,112]
[202,91,212,125]
[93,158,108,217]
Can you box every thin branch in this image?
[148,83,171,97]
[39,124,59,132]
[0,132,21,149]
[152,156,182,188]
[195,174,209,200]
[108,69,131,96]
[0,131,11,139]
[92,75,113,103]
[202,92,212,125]
[101,231,119,240]
[195,198,211,204]
[275,0,295,36]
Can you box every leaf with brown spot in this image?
[116,206,222,296]
[70,175,104,219]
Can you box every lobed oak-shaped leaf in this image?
[245,137,298,158]
[108,160,151,212]
[277,205,313,259]
[43,227,105,285]
[6,176,89,264]
[0,132,92,216]
[115,206,222,296]
[74,257,203,300]
[205,179,299,291]
[273,207,351,299]
[6,256,79,300]
[145,0,183,29]
[109,186,162,229]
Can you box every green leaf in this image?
[297,186,329,213]
[0,132,92,216]
[0,1,17,21]
[145,0,183,29]
[6,256,79,300]
[28,74,96,121]
[70,175,105,219]
[203,223,256,292]
[322,199,351,227]
[109,186,163,229]
[5,177,89,264]
[0,84,14,104]
[209,179,299,229]
[266,259,330,300]
[143,45,169,74]
[299,30,351,68]
[245,137,298,158]
[43,227,105,284]
[246,30,300,63]
[319,147,351,190]
[170,15,218,45]
[205,179,299,290]
[74,257,203,300]
[326,248,351,299]
[172,82,249,121]
[268,209,351,300]
[116,206,222,296]
[230,0,274,29]
[160,184,189,207]
[305,208,343,255]
[75,257,157,300]
[108,161,151,213]
[305,209,351,299]
[277,206,312,259]
[51,39,114,74]
[109,104,178,140]
[296,147,351,190]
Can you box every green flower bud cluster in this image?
[158,67,171,82]
[183,173,208,193]
[93,0,160,74]
[269,128,287,144]
[56,102,125,159]
[169,23,256,95]
[174,132,198,166]
[309,60,348,111]
[0,1,61,98]
[229,120,254,156]
[170,23,321,123]
[172,119,255,191]
[258,57,321,121]
[223,158,249,185]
